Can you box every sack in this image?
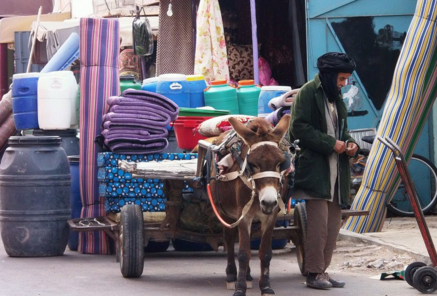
[132,7,154,56]
[195,115,254,137]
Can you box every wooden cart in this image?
[68,150,368,278]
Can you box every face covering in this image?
[317,52,356,103]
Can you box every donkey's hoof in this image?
[233,289,245,296]
[261,287,275,295]
[246,280,253,289]
[226,281,235,290]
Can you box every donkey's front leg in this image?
[234,219,252,296]
[224,226,238,289]
[258,215,277,295]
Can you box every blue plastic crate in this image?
[98,152,197,213]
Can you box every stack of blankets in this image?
[101,89,179,154]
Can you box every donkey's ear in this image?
[229,117,255,145]
[271,114,291,142]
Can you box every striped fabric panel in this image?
[344,0,437,233]
[78,18,120,254]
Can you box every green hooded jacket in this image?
[290,74,357,205]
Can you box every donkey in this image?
[209,114,291,296]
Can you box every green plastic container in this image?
[204,80,239,114]
[120,75,141,94]
[178,107,230,117]
[237,80,261,116]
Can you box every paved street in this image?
[0,236,423,296]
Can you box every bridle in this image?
[206,140,289,228]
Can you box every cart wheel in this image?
[294,202,307,276]
[405,262,427,287]
[413,266,437,294]
[120,204,144,278]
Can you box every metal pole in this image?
[250,0,259,85]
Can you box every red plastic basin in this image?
[172,116,212,150]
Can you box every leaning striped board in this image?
[344,0,437,233]
[78,18,120,254]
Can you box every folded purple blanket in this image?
[105,136,169,154]
[102,120,169,136]
[101,129,150,139]
[108,105,172,125]
[103,112,169,127]
[115,89,179,120]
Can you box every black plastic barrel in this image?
[32,129,80,156]
[67,155,82,251]
[0,136,71,257]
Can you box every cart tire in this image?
[413,266,437,294]
[405,261,427,287]
[120,204,144,278]
[294,202,307,276]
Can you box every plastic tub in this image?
[38,71,77,129]
[157,74,190,108]
[142,77,159,93]
[178,107,230,117]
[204,80,238,114]
[11,72,41,130]
[258,86,291,117]
[172,116,212,150]
[237,80,261,116]
[187,74,207,108]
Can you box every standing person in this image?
[290,52,358,289]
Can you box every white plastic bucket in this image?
[38,71,78,130]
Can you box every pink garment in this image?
[259,57,279,86]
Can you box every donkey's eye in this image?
[251,164,259,171]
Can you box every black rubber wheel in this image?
[294,202,307,276]
[405,261,427,287]
[413,266,437,294]
[120,204,144,278]
[387,155,437,217]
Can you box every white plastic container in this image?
[38,71,78,130]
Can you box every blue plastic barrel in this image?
[142,77,159,93]
[157,74,190,108]
[258,86,291,118]
[67,156,81,251]
[187,75,207,108]
[11,73,41,129]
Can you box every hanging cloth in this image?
[194,0,229,82]
[156,0,194,75]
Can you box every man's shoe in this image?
[325,273,345,288]
[306,273,333,289]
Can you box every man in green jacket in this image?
[290,52,358,290]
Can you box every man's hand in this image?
[346,142,358,156]
[334,140,346,154]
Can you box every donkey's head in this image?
[228,115,291,215]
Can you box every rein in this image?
[207,140,288,228]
